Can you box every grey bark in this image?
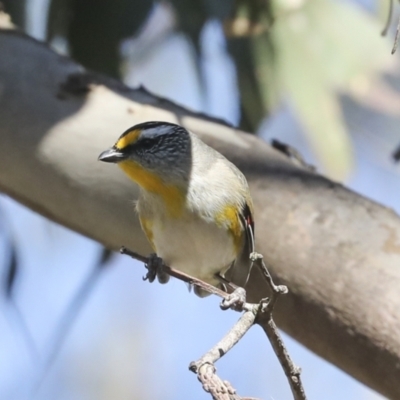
[1,29,400,398]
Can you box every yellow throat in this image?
[118,160,185,217]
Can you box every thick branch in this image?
[1,30,400,398]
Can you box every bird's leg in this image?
[215,273,239,292]
[144,253,170,284]
[216,273,247,311]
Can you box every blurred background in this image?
[0,0,399,398]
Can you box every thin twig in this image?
[261,317,305,400]
[189,307,260,400]
[121,247,227,297]
[121,246,307,400]
[194,363,241,400]
[120,247,253,311]
[190,305,259,370]
[393,143,400,162]
[271,139,315,172]
[4,300,40,363]
[382,0,393,36]
[392,15,400,54]
[251,253,306,400]
[380,0,400,54]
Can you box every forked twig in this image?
[121,246,307,400]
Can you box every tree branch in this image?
[1,30,400,398]
[251,253,305,400]
[122,247,307,400]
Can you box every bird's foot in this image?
[220,287,246,311]
[143,253,170,284]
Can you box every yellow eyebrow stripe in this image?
[115,129,140,149]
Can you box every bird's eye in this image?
[141,138,151,145]
[139,138,154,149]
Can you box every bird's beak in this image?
[98,148,126,163]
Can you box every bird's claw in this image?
[143,254,170,284]
[220,287,246,311]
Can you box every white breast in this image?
[151,212,236,286]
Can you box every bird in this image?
[98,121,255,297]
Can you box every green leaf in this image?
[271,0,392,179]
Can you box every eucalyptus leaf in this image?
[271,0,392,179]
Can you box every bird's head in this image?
[98,121,192,190]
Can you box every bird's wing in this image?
[240,201,255,256]
[226,200,255,289]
